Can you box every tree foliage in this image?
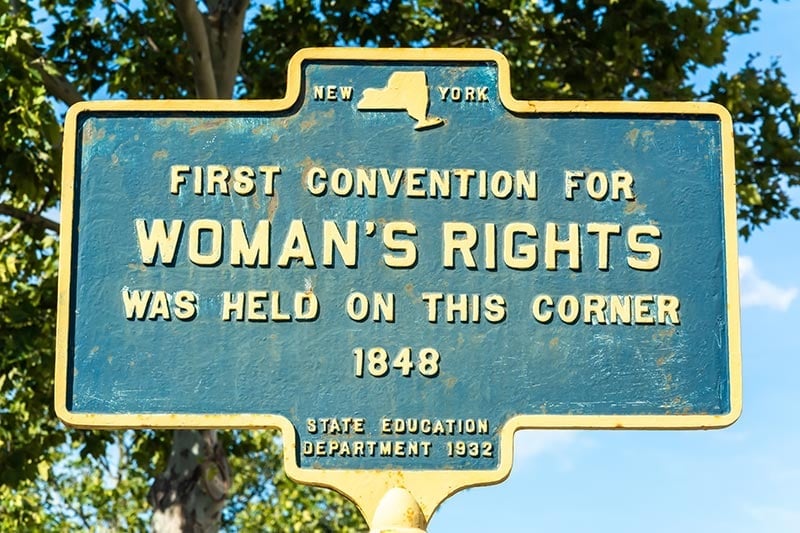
[1,0,63,492]
[1,0,798,530]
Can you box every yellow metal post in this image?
[370,488,427,533]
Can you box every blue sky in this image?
[430,2,800,531]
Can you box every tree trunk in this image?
[149,430,231,532]
[149,3,248,531]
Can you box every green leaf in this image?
[36,461,49,482]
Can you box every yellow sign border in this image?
[56,47,741,526]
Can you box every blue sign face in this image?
[57,49,741,476]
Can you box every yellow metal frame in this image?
[56,47,741,526]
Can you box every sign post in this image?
[56,48,741,530]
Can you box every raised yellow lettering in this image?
[443,222,478,268]
[627,225,661,270]
[277,220,315,267]
[383,221,418,268]
[135,219,183,265]
[545,223,580,271]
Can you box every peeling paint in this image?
[623,200,647,214]
[82,121,105,144]
[626,127,654,150]
[626,128,640,147]
[188,118,227,135]
[298,156,319,190]
[654,328,676,340]
[300,116,317,132]
[267,191,279,222]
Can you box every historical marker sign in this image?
[56,48,741,522]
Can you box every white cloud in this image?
[513,430,580,468]
[739,256,798,311]
[744,504,800,531]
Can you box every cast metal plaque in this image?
[56,48,741,520]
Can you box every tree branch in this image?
[0,203,60,234]
[30,57,85,106]
[112,0,161,53]
[202,0,221,12]
[208,0,250,99]
[0,220,24,245]
[173,0,218,98]
[12,29,84,107]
